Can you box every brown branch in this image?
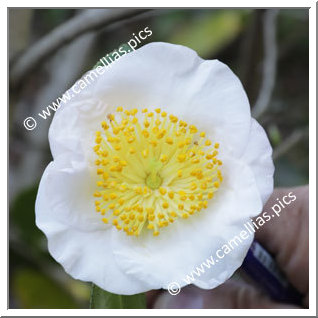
[10,8,150,87]
[273,128,308,160]
[252,9,279,119]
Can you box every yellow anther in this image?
[147,207,154,214]
[108,203,116,209]
[155,108,161,113]
[153,231,160,236]
[116,106,123,112]
[93,145,100,152]
[97,168,103,175]
[150,140,158,147]
[110,193,117,200]
[144,120,150,128]
[142,108,148,113]
[177,170,182,177]
[96,181,103,187]
[189,125,198,133]
[177,154,186,162]
[205,140,212,146]
[178,204,184,210]
[190,182,197,190]
[120,160,127,166]
[101,121,109,130]
[162,202,169,209]
[102,218,108,224]
[159,187,167,195]
[170,211,177,218]
[113,156,120,162]
[214,142,220,149]
[147,223,154,230]
[127,136,135,143]
[160,154,168,163]
[142,130,149,138]
[168,191,174,199]
[165,137,173,145]
[182,213,189,219]
[129,147,136,154]
[200,132,206,137]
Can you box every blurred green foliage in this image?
[168,10,246,57]
[90,284,146,309]
[12,269,79,309]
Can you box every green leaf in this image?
[89,284,146,309]
[168,10,247,57]
[12,268,79,309]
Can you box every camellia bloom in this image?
[36,42,274,295]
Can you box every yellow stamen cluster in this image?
[93,107,223,237]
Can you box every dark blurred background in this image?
[9,8,309,308]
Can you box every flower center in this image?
[93,107,223,237]
[145,159,163,189]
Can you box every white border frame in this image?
[3,1,316,316]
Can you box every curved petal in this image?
[35,160,150,294]
[240,119,274,204]
[111,156,262,290]
[49,42,251,160]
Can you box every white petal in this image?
[35,159,149,294]
[240,119,274,204]
[49,42,251,160]
[111,156,262,290]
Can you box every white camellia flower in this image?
[35,42,274,295]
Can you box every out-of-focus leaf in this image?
[168,10,246,57]
[12,269,79,309]
[268,124,282,146]
[90,284,146,309]
[10,185,45,249]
